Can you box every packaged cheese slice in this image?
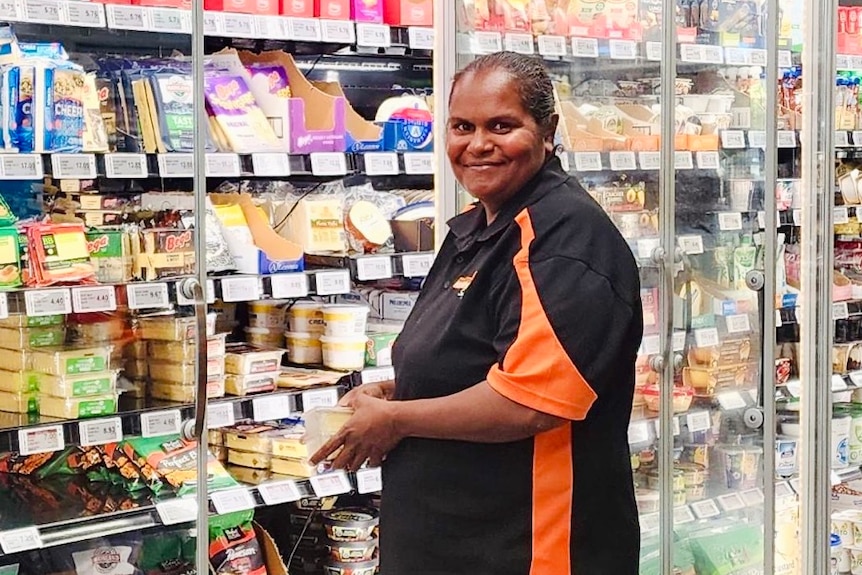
[203,72,281,153]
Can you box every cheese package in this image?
[86,229,132,283]
[0,390,38,413]
[134,228,195,280]
[69,317,128,345]
[271,427,307,459]
[346,201,392,253]
[303,406,353,455]
[30,346,112,376]
[148,333,227,362]
[149,357,226,385]
[0,313,63,329]
[148,72,195,152]
[33,370,117,398]
[212,445,228,462]
[0,370,39,393]
[209,429,225,446]
[27,222,97,286]
[0,326,65,349]
[137,315,200,341]
[0,226,22,288]
[277,366,344,389]
[228,448,271,469]
[122,378,147,399]
[270,456,315,478]
[225,464,270,485]
[40,393,117,418]
[276,195,346,253]
[225,343,285,375]
[81,72,109,153]
[124,339,149,360]
[149,377,225,402]
[223,424,278,453]
[0,348,30,372]
[124,359,148,379]
[225,372,278,396]
[203,73,281,153]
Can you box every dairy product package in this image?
[81,72,108,152]
[0,326,65,349]
[0,369,38,393]
[30,346,112,376]
[275,195,347,253]
[203,72,281,153]
[71,544,137,575]
[50,66,85,153]
[86,229,133,283]
[134,228,195,280]
[148,72,195,152]
[40,393,117,418]
[0,390,38,413]
[34,370,118,398]
[26,221,98,286]
[0,226,22,288]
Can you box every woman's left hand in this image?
[309,393,402,471]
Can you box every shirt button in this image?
[455,255,464,264]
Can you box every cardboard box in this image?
[315,0,349,19]
[254,523,289,575]
[204,0,279,15]
[384,0,432,26]
[280,0,313,16]
[351,0,383,22]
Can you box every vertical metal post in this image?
[800,0,837,571]
[433,1,459,247]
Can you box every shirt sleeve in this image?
[486,228,637,421]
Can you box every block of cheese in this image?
[0,326,66,349]
[0,349,31,372]
[124,339,149,360]
[69,319,127,345]
[34,371,117,398]
[225,464,271,485]
[277,367,344,389]
[149,358,225,386]
[149,377,225,402]
[223,424,278,453]
[208,429,225,446]
[271,427,307,459]
[303,407,353,456]
[0,391,38,413]
[276,196,346,253]
[225,344,285,375]
[225,372,277,396]
[0,314,64,328]
[270,456,315,478]
[228,448,271,469]
[30,346,112,376]
[0,370,39,394]
[346,200,392,252]
[148,334,227,363]
[137,315,198,341]
[123,359,149,380]
[39,393,117,418]
[211,445,228,463]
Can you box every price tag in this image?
[726,313,751,334]
[640,513,660,533]
[724,46,748,65]
[835,206,850,225]
[253,394,292,421]
[717,391,747,410]
[361,366,394,385]
[52,153,97,179]
[255,15,286,38]
[158,153,194,178]
[322,19,355,43]
[211,488,257,515]
[741,488,765,505]
[609,39,637,59]
[472,31,502,54]
[778,50,792,68]
[356,23,391,47]
[72,286,117,313]
[609,151,636,171]
[288,17,322,41]
[1,154,43,179]
[403,152,434,175]
[18,425,64,456]
[504,33,534,54]
[259,480,302,505]
[744,48,765,66]
[221,276,261,302]
[141,410,182,438]
[674,506,696,524]
[674,151,694,170]
[840,54,852,70]
[65,1,105,26]
[364,152,399,176]
[206,402,235,430]
[25,288,71,317]
[251,153,291,177]
[686,411,712,433]
[79,417,123,447]
[718,211,743,231]
[0,0,21,21]
[678,235,704,255]
[775,309,782,327]
[223,12,256,37]
[315,270,350,296]
[149,7,186,33]
[747,130,766,149]
[636,238,660,260]
[703,45,724,63]
[680,43,704,63]
[537,35,566,57]
[407,26,434,50]
[793,209,802,226]
[310,470,352,497]
[105,153,148,178]
[721,130,746,149]
[23,0,62,23]
[627,421,650,445]
[672,416,681,436]
[834,301,850,320]
[356,467,383,494]
[717,493,745,512]
[694,327,720,348]
[302,387,340,410]
[0,293,9,320]
[777,130,797,148]
[106,4,147,29]
[270,273,309,298]
[836,131,851,147]
[639,151,660,170]
[672,331,687,352]
[203,10,223,34]
[573,152,602,172]
[127,283,170,309]
[356,256,393,281]
[696,151,720,170]
[853,131,862,147]
[205,153,241,178]
[645,41,662,61]
[732,107,753,129]
[402,253,434,278]
[691,499,721,519]
[310,152,347,176]
[0,527,42,554]
[156,498,198,526]
[570,36,599,58]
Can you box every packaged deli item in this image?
[225,463,270,485]
[0,313,64,328]
[270,456,316,478]
[209,511,267,575]
[134,228,195,280]
[323,558,379,575]
[33,370,118,398]
[149,377,225,402]
[303,407,354,456]
[148,333,227,362]
[320,335,368,371]
[0,348,31,372]
[137,314,200,341]
[69,317,128,345]
[223,424,278,453]
[248,299,290,330]
[71,542,140,575]
[277,367,344,389]
[149,357,225,385]
[228,448,271,469]
[325,537,378,563]
[225,343,285,375]
[287,301,325,333]
[0,390,38,413]
[0,325,66,349]
[26,221,98,286]
[0,226,22,288]
[322,508,379,542]
[271,426,307,459]
[40,393,117,418]
[284,331,323,365]
[0,369,39,393]
[86,229,133,283]
[30,346,113,376]
[225,372,277,396]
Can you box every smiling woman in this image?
[310,52,643,575]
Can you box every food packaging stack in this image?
[288,500,329,575]
[224,342,284,396]
[322,507,380,575]
[222,422,312,479]
[247,299,291,349]
[32,344,117,419]
[0,313,66,413]
[285,301,371,371]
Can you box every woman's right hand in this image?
[339,381,396,406]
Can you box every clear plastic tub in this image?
[225,372,277,396]
[0,326,66,349]
[225,344,285,375]
[39,393,117,418]
[244,326,285,348]
[148,334,227,362]
[285,332,323,365]
[34,370,118,398]
[30,346,113,376]
[322,305,369,337]
[320,335,368,370]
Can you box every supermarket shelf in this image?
[0,151,435,181]
[560,150,720,173]
[0,1,434,51]
[305,251,434,282]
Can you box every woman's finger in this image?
[309,432,345,465]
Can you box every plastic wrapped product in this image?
[277,367,344,389]
[0,313,63,328]
[223,424,279,453]
[137,315,199,341]
[325,537,378,563]
[224,343,285,375]
[303,407,353,456]
[270,426,307,458]
[270,456,315,478]
[225,464,270,485]
[0,390,38,413]
[30,346,113,376]
[39,393,117,418]
[323,559,379,575]
[228,448,271,469]
[123,359,148,379]
[149,358,225,386]
[0,226,22,288]
[135,228,195,281]
[27,221,98,286]
[69,318,128,345]
[0,326,66,349]
[0,348,30,372]
[149,377,225,402]
[71,544,139,575]
[34,370,118,398]
[322,508,379,542]
[209,511,267,575]
[224,372,277,396]
[148,334,227,362]
[0,369,39,393]
[85,229,133,283]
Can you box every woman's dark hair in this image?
[450,51,556,132]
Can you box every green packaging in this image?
[0,226,22,288]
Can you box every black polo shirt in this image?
[381,157,643,575]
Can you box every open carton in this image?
[557,101,626,151]
[254,522,290,575]
[315,81,384,152]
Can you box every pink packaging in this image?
[351,0,383,23]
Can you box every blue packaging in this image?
[50,66,84,152]
[12,65,34,152]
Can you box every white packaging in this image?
[834,415,851,469]
[381,292,418,322]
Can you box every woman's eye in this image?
[453,123,472,133]
[492,123,512,133]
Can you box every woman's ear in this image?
[544,113,560,153]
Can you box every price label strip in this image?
[203,10,223,34]
[571,36,598,58]
[105,153,148,178]
[315,270,350,296]
[310,470,352,497]
[356,467,383,494]
[627,421,650,445]
[834,301,850,320]
[258,480,302,505]
[836,131,851,148]
[310,152,348,176]
[608,39,637,59]
[270,273,309,299]
[25,288,71,317]
[725,313,751,334]
[141,410,182,438]
[23,0,63,24]
[835,206,850,225]
[106,4,148,29]
[302,387,340,411]
[79,417,123,447]
[18,425,64,456]
[0,0,21,21]
[473,31,502,54]
[356,256,393,281]
[694,327,720,348]
[251,153,290,177]
[356,23,391,48]
[678,234,704,255]
[52,153,97,179]
[718,211,743,231]
[0,293,8,321]
[207,402,236,430]
[72,286,117,313]
[321,19,355,43]
[674,151,694,170]
[1,154,43,179]
[645,41,662,61]
[609,151,636,171]
[364,152,399,176]
[211,488,257,515]
[255,15,286,39]
[691,499,721,519]
[401,253,434,278]
[741,488,765,506]
[504,33,534,54]
[573,152,602,172]
[674,506,696,525]
[156,498,198,526]
[403,152,434,175]
[686,411,712,434]
[716,391,747,411]
[638,151,660,170]
[0,526,42,554]
[672,330,687,353]
[64,2,106,27]
[127,283,170,309]
[253,394,293,421]
[288,17,322,41]
[720,130,746,149]
[407,26,434,50]
[220,276,262,303]
[149,7,187,33]
[777,130,797,148]
[205,153,241,178]
[639,334,660,356]
[695,151,720,170]
[158,153,194,178]
[537,35,566,57]
[222,12,256,38]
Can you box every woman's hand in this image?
[338,381,395,406]
[310,392,402,471]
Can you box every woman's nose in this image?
[466,130,494,154]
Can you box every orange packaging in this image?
[315,0,350,19]
[384,0,432,26]
[204,0,279,14]
[27,222,98,287]
[280,0,314,16]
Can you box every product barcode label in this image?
[127,283,170,309]
[18,425,64,456]
[537,35,566,57]
[156,498,198,526]
[150,7,187,33]
[222,12,255,37]
[609,151,637,171]
[310,470,352,497]
[251,152,290,176]
[105,153,148,178]
[504,33,534,54]
[608,39,637,59]
[779,50,793,68]
[573,152,602,172]
[106,4,147,29]
[674,151,694,170]
[140,410,182,438]
[356,467,383,494]
[321,19,354,43]
[253,394,292,422]
[356,23,391,47]
[211,488,256,515]
[853,131,862,147]
[716,391,747,411]
[361,366,394,385]
[402,253,434,277]
[288,17,321,41]
[718,212,743,231]
[221,276,262,302]
[639,152,660,170]
[254,15,285,38]
[686,411,712,433]
[1,154,43,179]
[310,152,347,176]
[205,153,241,178]
[258,480,302,506]
[23,0,61,23]
[726,313,751,334]
[678,235,704,255]
[703,45,724,63]
[407,26,434,50]
[724,47,747,65]
[721,130,746,149]
[25,288,71,317]
[364,152,399,176]
[158,153,194,178]
[403,152,434,175]
[207,403,235,430]
[473,31,502,54]
[270,273,309,299]
[302,388,340,410]
[0,527,42,554]
[72,286,117,313]
[79,417,123,447]
[640,513,660,533]
[356,256,393,281]
[65,1,105,27]
[315,270,350,295]
[835,206,850,225]
[691,499,721,519]
[776,481,795,497]
[571,36,599,58]
[53,153,97,179]
[694,327,720,348]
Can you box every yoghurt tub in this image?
[322,305,370,337]
[285,331,323,365]
[248,299,290,330]
[320,335,368,370]
[288,301,325,334]
[244,326,285,348]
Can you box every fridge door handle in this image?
[177,277,208,441]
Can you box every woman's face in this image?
[446,68,553,211]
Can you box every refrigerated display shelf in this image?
[559,150,720,174]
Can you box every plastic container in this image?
[323,559,378,575]
[325,537,378,563]
[0,326,65,349]
[303,407,354,455]
[34,370,118,398]
[831,534,842,575]
[322,508,379,542]
[223,424,279,452]
[835,412,852,469]
[288,301,325,333]
[39,393,117,418]
[322,305,370,337]
[225,344,285,375]
[320,335,368,370]
[244,326,285,348]
[285,331,323,365]
[248,299,290,329]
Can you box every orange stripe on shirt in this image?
[486,208,598,420]
[530,423,574,575]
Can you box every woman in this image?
[311,52,642,575]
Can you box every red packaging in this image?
[204,0,279,14]
[280,0,313,16]
[27,222,98,287]
[384,0,432,26]
[314,0,349,19]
